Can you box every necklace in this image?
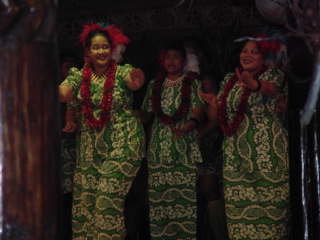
[91,72,106,83]
[80,60,117,129]
[163,75,183,88]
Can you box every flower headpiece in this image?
[184,46,200,74]
[235,34,281,55]
[79,23,130,49]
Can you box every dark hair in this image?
[84,29,112,49]
[162,42,186,60]
[158,42,187,69]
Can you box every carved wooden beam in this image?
[0,1,60,239]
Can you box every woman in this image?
[59,23,145,240]
[201,36,289,240]
[197,76,228,240]
[141,43,204,240]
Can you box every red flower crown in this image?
[253,34,281,56]
[79,23,130,49]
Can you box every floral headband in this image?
[79,23,130,49]
[235,34,282,55]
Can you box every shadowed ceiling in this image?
[57,0,267,78]
[58,0,262,46]
[59,0,255,15]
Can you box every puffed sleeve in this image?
[60,67,82,98]
[116,64,134,89]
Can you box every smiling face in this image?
[163,49,185,75]
[240,41,264,73]
[87,34,112,69]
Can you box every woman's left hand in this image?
[199,91,217,107]
[171,119,198,141]
[236,68,258,90]
[127,68,145,91]
[171,125,189,141]
[62,121,77,133]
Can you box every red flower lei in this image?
[217,69,265,136]
[80,60,117,129]
[152,71,197,125]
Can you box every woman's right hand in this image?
[59,85,74,102]
[62,121,77,133]
[199,91,217,107]
[235,68,258,90]
[198,91,218,125]
[126,68,145,91]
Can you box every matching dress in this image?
[142,75,204,240]
[219,68,290,240]
[61,64,145,240]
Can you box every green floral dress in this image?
[219,69,289,240]
[142,75,204,240]
[61,64,145,240]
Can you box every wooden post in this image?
[0,1,60,239]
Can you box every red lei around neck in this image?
[80,60,117,129]
[217,70,265,136]
[152,71,197,125]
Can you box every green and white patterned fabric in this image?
[61,64,145,240]
[142,75,204,240]
[219,68,290,240]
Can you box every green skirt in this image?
[72,157,142,240]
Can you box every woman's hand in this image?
[59,85,74,102]
[171,124,191,141]
[235,68,258,90]
[132,110,154,123]
[172,118,200,141]
[199,91,217,107]
[126,68,145,91]
[62,121,77,133]
[236,68,278,96]
[62,108,77,132]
